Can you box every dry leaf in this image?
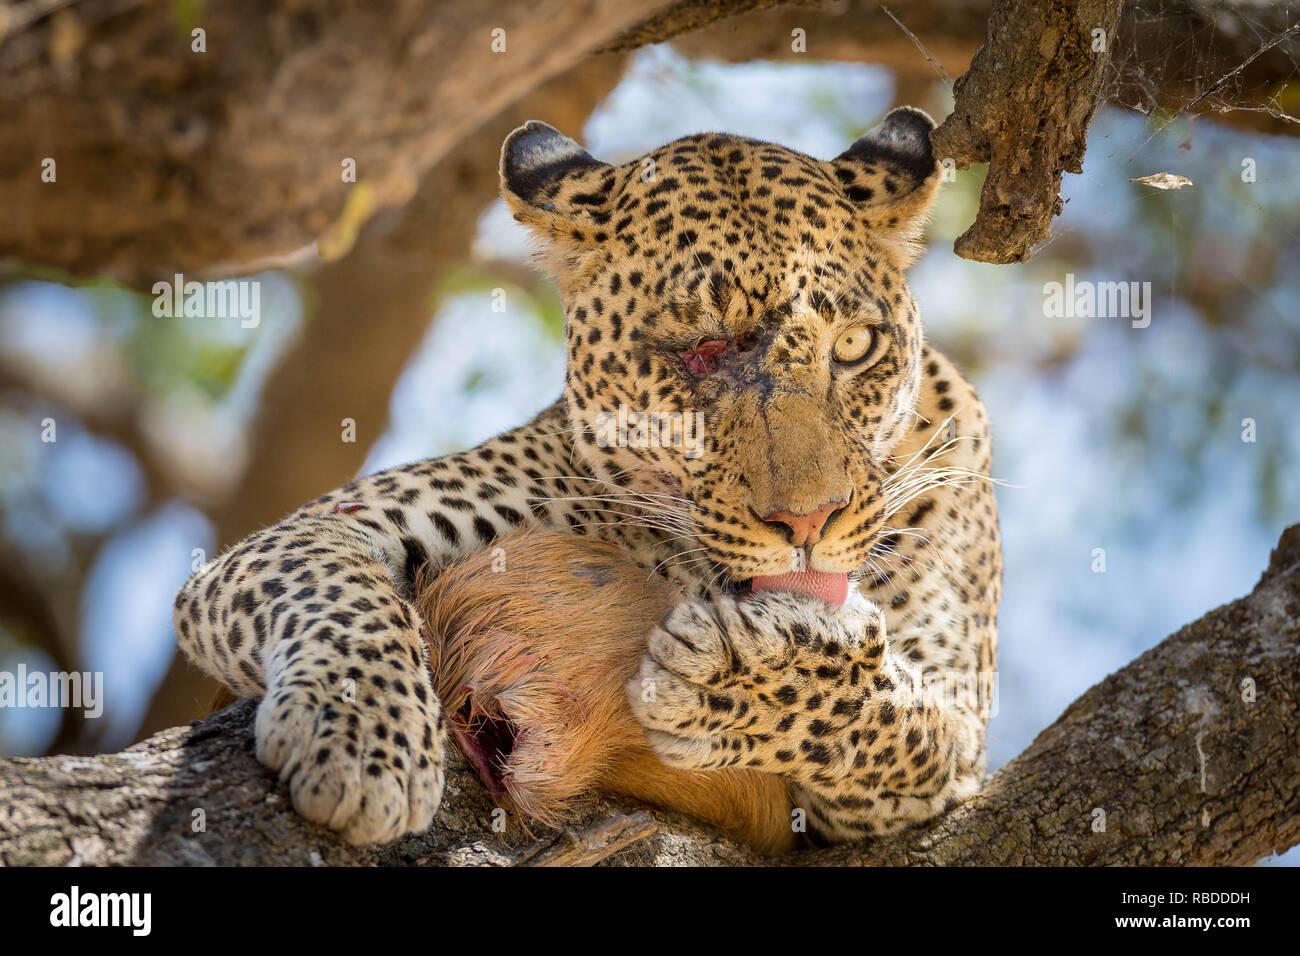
[1129,172,1194,190]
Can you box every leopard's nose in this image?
[761,499,848,548]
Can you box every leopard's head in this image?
[500,109,941,589]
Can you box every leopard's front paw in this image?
[255,644,446,845]
[627,590,886,779]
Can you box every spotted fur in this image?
[174,107,1001,845]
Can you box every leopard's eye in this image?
[833,326,875,364]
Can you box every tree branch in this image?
[0,0,670,285]
[4,0,1299,276]
[3,524,1296,866]
[929,0,1124,263]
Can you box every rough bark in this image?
[4,0,1299,277]
[930,0,1124,263]
[0,0,668,285]
[631,0,1300,265]
[3,523,1296,867]
[621,0,1300,135]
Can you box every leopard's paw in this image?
[255,646,446,845]
[627,589,886,776]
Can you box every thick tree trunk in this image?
[2,523,1295,867]
[132,53,630,743]
[0,0,670,284]
[3,0,1297,277]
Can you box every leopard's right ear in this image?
[500,121,616,242]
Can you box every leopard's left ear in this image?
[500,121,616,245]
[829,107,941,265]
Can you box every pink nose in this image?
[762,500,846,548]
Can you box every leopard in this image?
[173,106,1001,848]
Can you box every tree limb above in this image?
[2,0,1298,278]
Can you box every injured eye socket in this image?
[680,338,729,377]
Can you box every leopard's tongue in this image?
[750,570,850,608]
